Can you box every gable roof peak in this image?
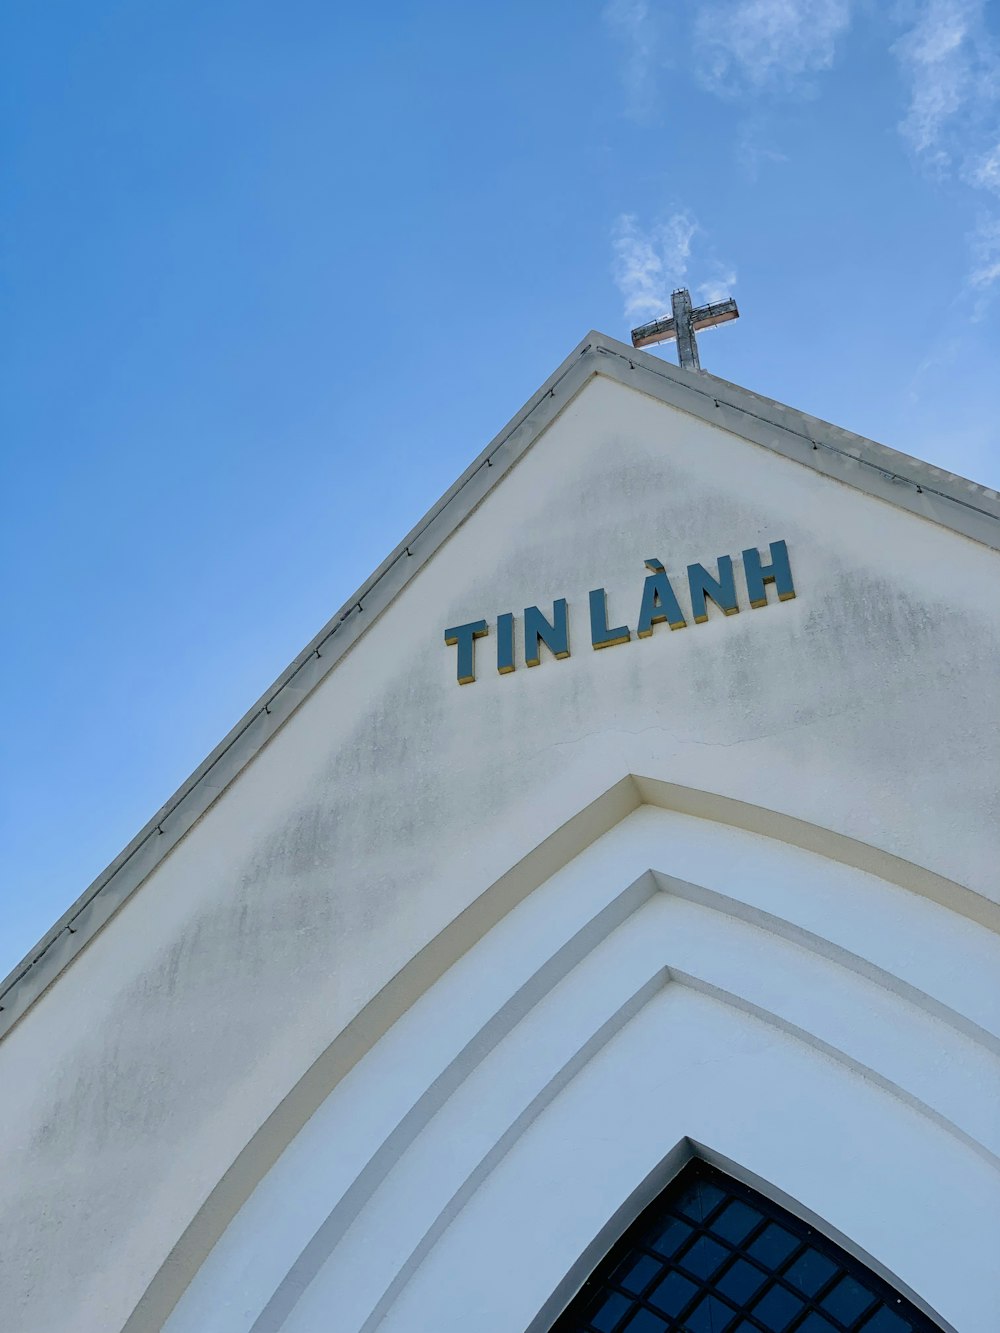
[1,330,997,1042]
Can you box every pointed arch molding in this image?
[125,777,1000,1333]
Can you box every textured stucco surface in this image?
[0,371,997,1332]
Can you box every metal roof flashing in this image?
[2,331,998,1042]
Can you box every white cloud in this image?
[893,0,988,166]
[611,211,736,324]
[696,267,740,305]
[695,0,853,95]
[892,1,1000,297]
[602,0,660,119]
[968,215,1000,299]
[970,141,1000,192]
[612,212,696,320]
[603,3,1000,311]
[735,119,790,179]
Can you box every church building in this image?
[1,320,998,1333]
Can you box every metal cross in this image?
[631,287,739,371]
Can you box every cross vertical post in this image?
[671,288,700,371]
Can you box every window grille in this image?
[548,1160,944,1333]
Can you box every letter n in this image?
[687,556,739,623]
[524,600,570,667]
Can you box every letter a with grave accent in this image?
[637,560,687,637]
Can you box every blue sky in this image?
[3,0,999,976]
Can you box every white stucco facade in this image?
[1,335,998,1333]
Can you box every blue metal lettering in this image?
[637,559,687,636]
[743,540,795,608]
[524,600,570,667]
[444,619,489,684]
[497,612,516,674]
[589,588,631,649]
[687,556,739,623]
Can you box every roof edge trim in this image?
[2,331,997,1041]
[595,335,1000,546]
[0,332,601,1041]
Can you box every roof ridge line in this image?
[3,330,996,1040]
[593,339,1000,525]
[0,333,602,1037]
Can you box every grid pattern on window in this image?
[549,1162,944,1333]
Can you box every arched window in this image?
[549,1161,944,1333]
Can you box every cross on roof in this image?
[631,287,739,371]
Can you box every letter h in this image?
[743,540,795,608]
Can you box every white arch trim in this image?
[127,781,1000,1333]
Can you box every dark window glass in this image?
[713,1200,762,1246]
[615,1253,663,1296]
[621,1309,668,1333]
[786,1250,838,1296]
[649,1216,691,1259]
[648,1270,697,1317]
[748,1223,800,1269]
[822,1275,877,1324]
[861,1309,912,1332]
[798,1315,840,1332]
[548,1161,944,1333]
[752,1282,805,1331]
[589,1290,631,1332]
[717,1258,769,1305]
[673,1178,727,1222]
[683,1292,739,1331]
[678,1234,730,1281]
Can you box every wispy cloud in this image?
[968,215,1000,304]
[612,212,697,320]
[611,211,736,323]
[694,0,853,95]
[735,118,790,180]
[969,141,1000,192]
[695,266,739,305]
[602,0,660,119]
[893,0,992,165]
[893,0,1000,294]
[603,3,1000,310]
